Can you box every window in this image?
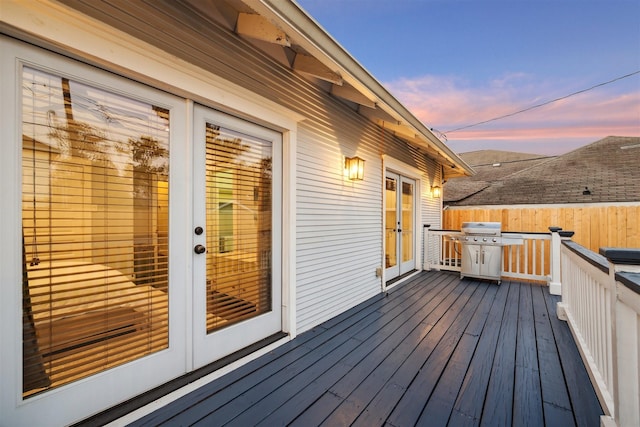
[22,67,170,396]
[204,124,273,332]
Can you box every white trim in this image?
[1,34,190,427]
[1,16,301,423]
[381,156,424,290]
[383,155,424,179]
[0,0,305,131]
[282,128,297,338]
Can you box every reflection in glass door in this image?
[204,123,272,332]
[192,106,281,368]
[385,174,399,279]
[21,67,170,397]
[385,171,416,281]
[400,179,415,274]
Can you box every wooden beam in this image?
[249,39,296,67]
[358,105,399,125]
[293,53,343,85]
[236,13,290,46]
[331,84,376,108]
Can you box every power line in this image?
[443,70,640,135]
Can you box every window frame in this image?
[0,35,189,424]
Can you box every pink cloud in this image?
[384,74,640,154]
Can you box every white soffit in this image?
[242,0,473,177]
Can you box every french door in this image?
[4,34,285,427]
[385,171,416,281]
[192,105,282,368]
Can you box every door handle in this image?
[194,244,206,254]
[397,229,402,233]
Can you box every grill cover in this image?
[461,222,501,235]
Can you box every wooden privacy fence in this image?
[443,204,640,254]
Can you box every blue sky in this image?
[296,0,640,155]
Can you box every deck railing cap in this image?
[599,248,640,265]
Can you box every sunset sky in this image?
[297,0,640,155]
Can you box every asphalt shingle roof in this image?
[444,136,640,206]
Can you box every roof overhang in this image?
[239,0,474,178]
[2,0,474,178]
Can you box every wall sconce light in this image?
[431,185,442,198]
[345,156,365,181]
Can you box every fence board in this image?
[444,205,640,253]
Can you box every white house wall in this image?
[1,0,444,345]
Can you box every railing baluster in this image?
[555,243,640,424]
[424,229,552,282]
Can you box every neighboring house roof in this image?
[445,136,640,206]
[444,151,554,203]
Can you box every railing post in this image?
[600,248,640,427]
[423,224,431,271]
[548,226,562,295]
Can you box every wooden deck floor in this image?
[130,271,602,427]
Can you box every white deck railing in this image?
[423,227,554,284]
[557,243,640,427]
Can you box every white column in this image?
[548,226,563,295]
[600,247,640,427]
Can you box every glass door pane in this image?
[385,175,398,271]
[204,124,272,332]
[21,67,170,397]
[399,176,416,275]
[384,172,400,280]
[401,179,414,264]
[192,105,281,369]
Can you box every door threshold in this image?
[386,269,419,288]
[73,332,288,427]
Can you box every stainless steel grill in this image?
[444,222,524,284]
[459,222,503,283]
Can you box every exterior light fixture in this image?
[431,185,442,198]
[345,156,365,181]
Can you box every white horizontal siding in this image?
[53,0,445,333]
[295,117,383,331]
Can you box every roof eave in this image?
[248,0,474,177]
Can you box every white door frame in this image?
[0,32,299,426]
[0,35,189,427]
[191,105,283,369]
[382,156,423,290]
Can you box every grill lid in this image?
[461,221,502,235]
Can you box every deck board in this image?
[129,271,603,427]
[448,275,510,426]
[480,280,520,427]
[542,285,603,427]
[532,285,576,427]
[415,282,499,426]
[513,281,544,427]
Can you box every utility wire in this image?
[443,70,640,135]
